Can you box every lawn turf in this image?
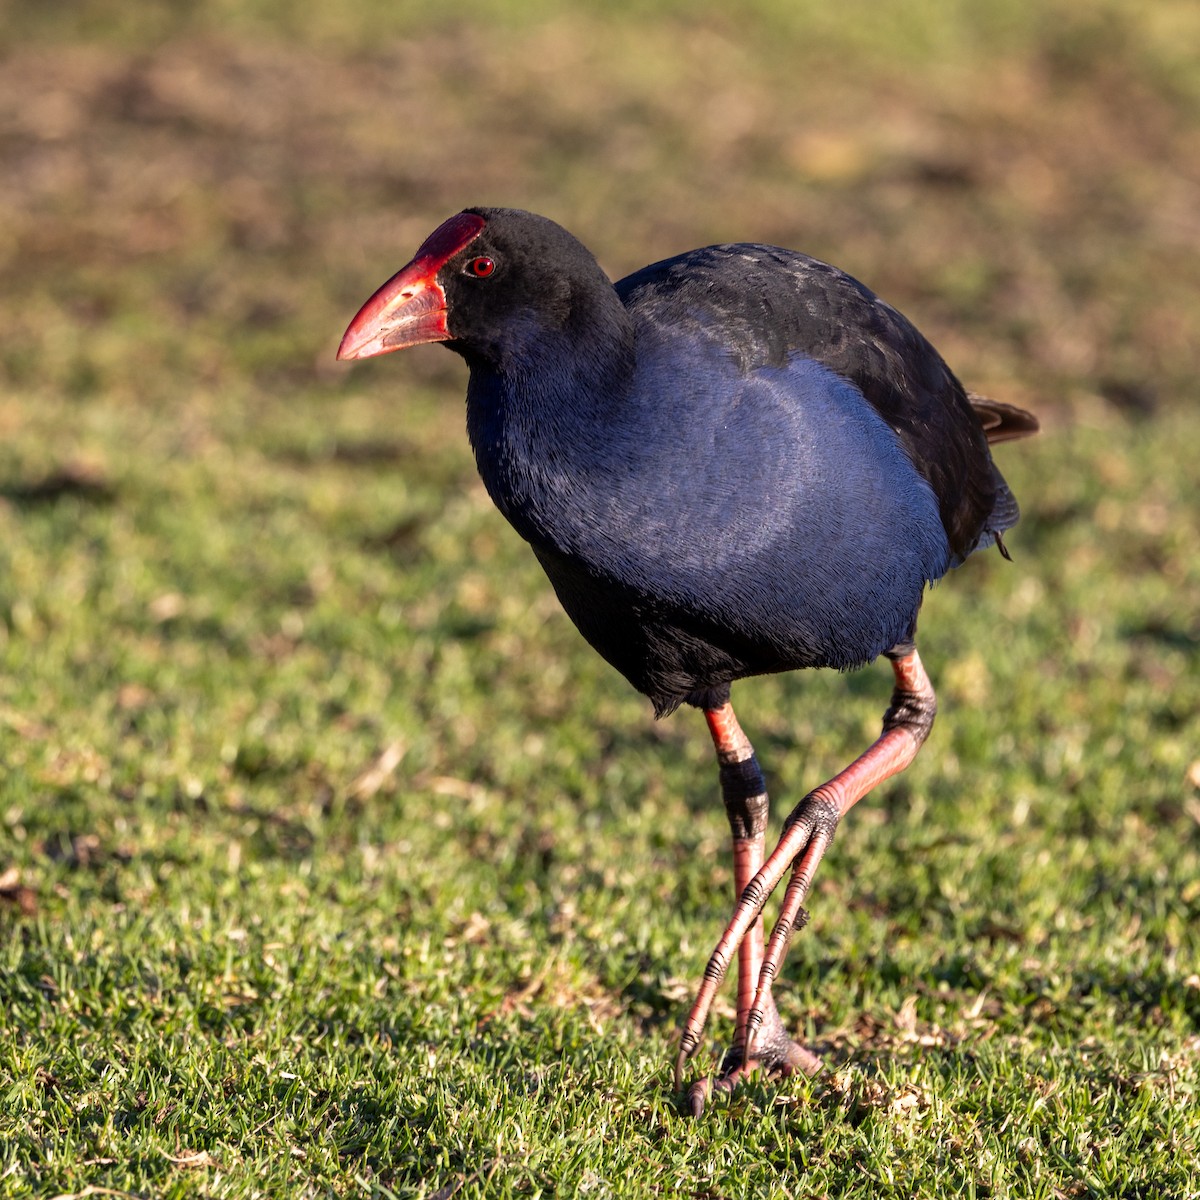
[1,2,1198,1196]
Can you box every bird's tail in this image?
[957,393,1038,564]
[967,393,1040,445]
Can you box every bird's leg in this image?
[683,703,823,1115]
[676,645,937,1104]
[706,703,769,1058]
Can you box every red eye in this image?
[467,256,495,278]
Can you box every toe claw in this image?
[686,1077,709,1117]
[673,1049,691,1092]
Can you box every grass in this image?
[2,1,1199,1196]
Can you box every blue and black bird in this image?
[337,208,1037,1113]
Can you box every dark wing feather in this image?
[617,245,1018,563]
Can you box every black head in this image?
[337,208,621,372]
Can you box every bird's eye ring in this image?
[467,256,496,278]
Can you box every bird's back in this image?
[617,243,1017,564]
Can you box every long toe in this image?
[730,991,824,1081]
[685,995,823,1115]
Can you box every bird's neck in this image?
[461,302,638,545]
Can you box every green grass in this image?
[2,1,1199,1196]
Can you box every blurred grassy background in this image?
[1,1,1198,1197]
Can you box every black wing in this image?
[617,244,1032,563]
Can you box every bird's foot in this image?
[673,791,838,1102]
[684,999,823,1116]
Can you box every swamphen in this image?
[337,208,1037,1113]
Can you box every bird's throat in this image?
[462,318,636,550]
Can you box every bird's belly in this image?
[531,537,928,716]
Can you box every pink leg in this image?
[677,647,937,1110]
[703,705,766,1055]
[684,704,823,1115]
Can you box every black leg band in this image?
[719,755,769,840]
